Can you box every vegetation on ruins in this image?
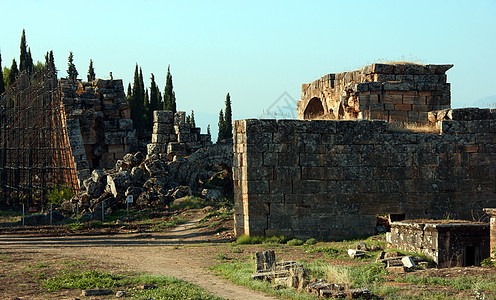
[66,51,78,81]
[87,59,95,81]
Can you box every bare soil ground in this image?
[1,209,496,299]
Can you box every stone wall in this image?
[233,108,496,239]
[146,110,212,159]
[387,221,489,267]
[297,63,452,123]
[60,78,137,186]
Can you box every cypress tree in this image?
[190,110,196,128]
[8,59,18,87]
[127,83,132,99]
[163,65,176,113]
[19,29,28,73]
[207,124,211,136]
[49,50,55,72]
[0,53,5,94]
[217,109,225,143]
[27,47,33,74]
[67,51,78,81]
[224,93,232,140]
[130,64,140,128]
[87,59,95,81]
[149,73,161,128]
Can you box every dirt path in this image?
[0,216,277,300]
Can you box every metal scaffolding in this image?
[0,69,77,207]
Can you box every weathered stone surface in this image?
[106,171,129,199]
[201,189,223,200]
[81,289,113,296]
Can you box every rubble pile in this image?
[69,111,232,217]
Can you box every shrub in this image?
[46,185,75,205]
[287,239,304,246]
[305,238,317,245]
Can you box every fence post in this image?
[50,203,53,225]
[101,200,105,222]
[76,202,79,223]
[22,204,25,226]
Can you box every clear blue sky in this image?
[1,0,495,136]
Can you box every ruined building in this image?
[0,69,220,207]
[234,63,496,239]
[297,63,452,123]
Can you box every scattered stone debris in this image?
[347,242,373,259]
[305,280,372,299]
[115,290,126,297]
[81,288,113,296]
[252,250,305,290]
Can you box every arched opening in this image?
[303,97,325,120]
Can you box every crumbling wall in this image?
[297,63,452,123]
[146,110,212,159]
[233,108,496,239]
[388,221,490,266]
[60,78,137,185]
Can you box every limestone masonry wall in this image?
[233,108,496,239]
[60,78,137,186]
[297,63,453,123]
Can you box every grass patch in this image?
[43,269,122,292]
[396,274,496,292]
[236,235,290,245]
[305,238,317,245]
[66,222,84,230]
[170,196,208,210]
[44,269,223,299]
[210,261,318,300]
[150,217,187,231]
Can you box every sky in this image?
[1,0,495,136]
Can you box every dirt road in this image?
[0,218,277,300]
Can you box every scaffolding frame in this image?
[0,69,77,207]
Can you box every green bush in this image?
[46,185,75,205]
[235,235,290,245]
[287,239,304,246]
[305,238,317,245]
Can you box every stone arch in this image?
[304,97,325,119]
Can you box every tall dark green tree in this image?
[87,59,95,81]
[67,51,78,81]
[27,47,33,74]
[127,83,132,99]
[190,110,196,128]
[163,65,176,113]
[19,29,28,73]
[207,124,211,136]
[7,59,18,87]
[129,64,147,129]
[49,50,55,72]
[224,93,232,139]
[217,109,225,143]
[0,53,5,94]
[149,73,162,127]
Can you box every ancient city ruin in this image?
[233,63,496,243]
[0,68,232,213]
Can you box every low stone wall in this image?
[233,108,496,239]
[388,221,489,267]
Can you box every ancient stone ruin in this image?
[387,220,489,267]
[297,63,452,123]
[234,63,496,240]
